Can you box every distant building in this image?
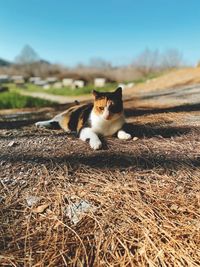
[46,77,58,83]
[62,78,74,87]
[15,79,25,87]
[34,80,48,86]
[94,78,106,87]
[72,80,85,88]
[11,76,25,86]
[29,77,41,83]
[0,75,10,83]
[11,75,24,82]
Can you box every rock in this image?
[26,196,40,207]
[133,137,139,141]
[66,200,95,224]
[170,204,179,211]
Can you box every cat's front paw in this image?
[89,138,102,150]
[117,131,132,140]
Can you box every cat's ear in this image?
[115,87,122,98]
[92,89,99,98]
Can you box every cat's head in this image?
[92,87,123,120]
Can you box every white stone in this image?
[26,196,40,207]
[66,200,95,224]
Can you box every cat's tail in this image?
[35,119,60,129]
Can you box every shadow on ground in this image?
[125,102,200,117]
[1,147,199,171]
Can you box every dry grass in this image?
[1,98,200,266]
[1,137,200,266]
[125,66,200,95]
[1,164,200,266]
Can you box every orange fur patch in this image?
[93,98,114,115]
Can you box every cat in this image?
[35,87,131,150]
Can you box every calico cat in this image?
[35,87,131,150]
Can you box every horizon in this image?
[1,0,200,67]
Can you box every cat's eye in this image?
[99,107,104,111]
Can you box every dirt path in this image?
[133,83,200,107]
[19,82,200,108]
[20,91,93,103]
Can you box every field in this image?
[0,80,200,266]
[0,91,55,109]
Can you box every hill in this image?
[0,58,11,66]
[126,66,200,95]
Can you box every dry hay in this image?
[0,124,200,266]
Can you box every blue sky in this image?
[0,0,200,66]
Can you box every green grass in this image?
[47,83,117,96]
[7,83,42,93]
[0,91,55,109]
[7,83,118,96]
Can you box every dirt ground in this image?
[0,85,200,266]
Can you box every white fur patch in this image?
[90,111,125,136]
[35,120,52,128]
[35,114,61,128]
[117,130,132,140]
[79,127,102,150]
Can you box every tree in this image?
[132,48,160,75]
[161,49,183,69]
[89,57,112,69]
[15,45,40,64]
